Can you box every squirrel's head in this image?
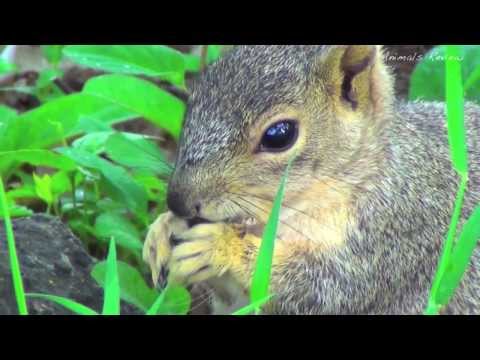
[167,45,394,225]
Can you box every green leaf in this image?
[72,130,164,159]
[5,181,37,214]
[36,68,63,89]
[27,293,98,315]
[33,69,65,104]
[72,131,148,155]
[445,45,468,174]
[1,93,136,154]
[0,149,77,172]
[435,206,480,306]
[57,147,148,215]
[63,45,186,85]
[72,132,115,154]
[92,260,158,312]
[146,284,191,315]
[51,171,77,198]
[409,45,480,103]
[7,184,37,202]
[0,58,16,75]
[250,155,294,309]
[0,202,33,218]
[184,56,200,72]
[33,173,53,205]
[133,171,167,202]
[0,105,17,122]
[94,212,143,252]
[207,45,223,63]
[83,74,185,139]
[41,45,64,67]
[464,65,480,95]
[102,237,120,315]
[95,198,128,214]
[0,106,17,144]
[67,218,97,240]
[105,133,171,176]
[75,117,113,134]
[9,206,33,218]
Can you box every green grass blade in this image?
[145,290,167,315]
[146,284,191,315]
[27,293,98,315]
[249,156,295,310]
[445,45,468,174]
[91,260,158,312]
[232,296,273,315]
[425,175,468,314]
[435,205,480,306]
[102,237,120,315]
[425,45,471,315]
[0,177,28,315]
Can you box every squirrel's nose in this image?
[167,190,200,219]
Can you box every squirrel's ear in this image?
[317,45,393,118]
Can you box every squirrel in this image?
[142,45,480,315]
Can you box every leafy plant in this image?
[410,45,480,103]
[0,45,221,315]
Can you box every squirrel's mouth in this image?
[186,215,258,226]
[186,216,212,227]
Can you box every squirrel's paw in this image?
[142,211,188,289]
[167,223,244,286]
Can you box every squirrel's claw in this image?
[142,211,188,289]
[167,224,219,285]
[144,213,243,288]
[167,223,239,286]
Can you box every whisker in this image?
[230,194,317,244]
[228,190,318,223]
[188,286,216,314]
[227,190,343,235]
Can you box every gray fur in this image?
[178,46,324,168]
[171,45,480,314]
[270,101,480,314]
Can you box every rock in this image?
[0,214,141,315]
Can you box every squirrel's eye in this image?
[259,120,298,152]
